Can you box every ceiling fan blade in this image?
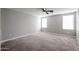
[50,10,53,12]
[48,10,53,12]
[46,12,49,14]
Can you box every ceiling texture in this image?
[8,8,77,17]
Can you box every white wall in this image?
[42,12,76,36]
[1,8,41,40]
[0,8,1,40]
[76,9,79,44]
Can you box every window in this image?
[41,18,47,28]
[63,15,74,30]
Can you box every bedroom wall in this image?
[76,8,79,44]
[0,8,1,40]
[1,8,41,40]
[42,12,76,36]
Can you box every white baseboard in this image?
[0,32,39,43]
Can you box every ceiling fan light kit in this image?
[42,8,53,14]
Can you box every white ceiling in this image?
[8,8,77,17]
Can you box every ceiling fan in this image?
[42,8,53,14]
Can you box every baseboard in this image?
[0,32,38,43]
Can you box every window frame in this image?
[62,14,74,30]
[41,17,47,28]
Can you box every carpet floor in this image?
[1,32,79,51]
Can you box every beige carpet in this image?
[1,32,78,51]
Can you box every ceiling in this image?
[8,8,77,17]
